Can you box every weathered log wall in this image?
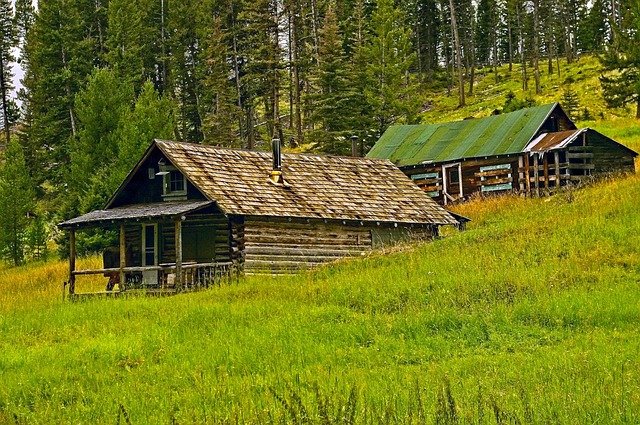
[242,218,373,275]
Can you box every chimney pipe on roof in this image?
[351,135,358,157]
[270,138,284,184]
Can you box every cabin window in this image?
[162,168,187,199]
[448,169,460,185]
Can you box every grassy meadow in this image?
[1,168,640,423]
[2,55,640,423]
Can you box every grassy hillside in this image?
[417,55,626,123]
[1,168,639,423]
[1,54,639,423]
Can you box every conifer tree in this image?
[365,0,418,136]
[309,4,359,154]
[105,0,147,88]
[116,80,174,172]
[199,15,241,146]
[21,0,99,192]
[13,0,35,42]
[600,0,640,118]
[68,67,133,214]
[0,0,16,147]
[167,0,205,142]
[0,139,35,266]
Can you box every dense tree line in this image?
[0,0,638,263]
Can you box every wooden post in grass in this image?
[175,219,183,289]
[119,223,126,292]
[69,229,76,295]
[554,151,561,189]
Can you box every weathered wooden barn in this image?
[59,139,460,296]
[367,103,637,204]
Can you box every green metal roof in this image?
[367,103,558,166]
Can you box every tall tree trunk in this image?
[449,0,465,107]
[273,3,282,142]
[291,3,302,146]
[160,0,167,92]
[533,0,541,94]
[517,3,528,91]
[508,17,513,72]
[493,30,499,83]
[415,3,424,93]
[310,0,320,64]
[0,53,9,147]
[231,12,244,145]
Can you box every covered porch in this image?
[59,201,240,298]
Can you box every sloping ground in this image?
[1,171,639,423]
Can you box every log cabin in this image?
[367,103,637,205]
[59,139,461,296]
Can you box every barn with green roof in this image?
[367,103,637,204]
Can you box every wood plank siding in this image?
[241,218,434,275]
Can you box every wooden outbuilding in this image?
[59,139,460,296]
[367,103,637,204]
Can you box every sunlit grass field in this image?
[1,168,639,423]
[2,55,640,423]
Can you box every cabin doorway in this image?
[442,163,463,205]
[142,224,158,285]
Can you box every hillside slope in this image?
[1,168,639,422]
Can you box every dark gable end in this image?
[106,143,208,209]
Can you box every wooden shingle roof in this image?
[151,140,458,225]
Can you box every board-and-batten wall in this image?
[239,217,434,275]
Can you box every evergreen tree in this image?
[561,77,580,120]
[0,0,16,147]
[365,0,418,136]
[600,0,640,118]
[199,14,241,146]
[13,0,35,50]
[26,214,49,262]
[237,0,282,146]
[0,139,35,266]
[166,0,206,142]
[113,80,174,185]
[68,67,133,215]
[105,0,148,88]
[414,0,441,84]
[475,0,498,67]
[21,0,99,195]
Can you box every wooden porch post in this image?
[543,153,550,192]
[518,156,525,192]
[533,153,540,197]
[175,219,183,288]
[68,229,76,295]
[119,223,126,292]
[525,155,531,195]
[554,151,561,189]
[441,164,448,205]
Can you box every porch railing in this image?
[70,261,237,294]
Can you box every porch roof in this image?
[58,201,214,229]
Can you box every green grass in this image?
[2,55,639,423]
[1,171,640,423]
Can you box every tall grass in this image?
[1,171,639,423]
